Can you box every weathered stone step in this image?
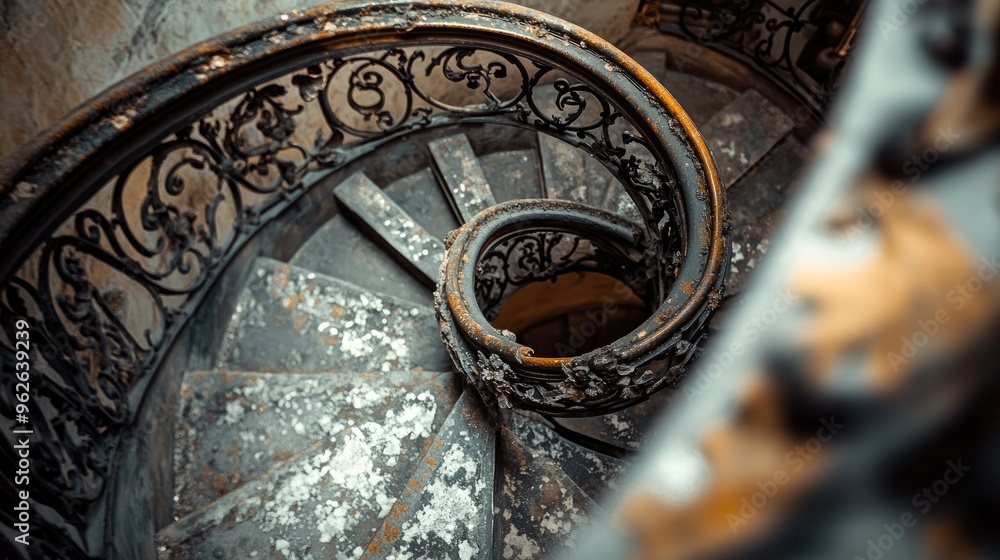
[554,388,677,453]
[537,132,615,207]
[479,149,545,202]
[361,388,495,560]
[334,172,446,285]
[171,369,459,518]
[702,88,795,187]
[506,413,630,504]
[290,215,432,307]
[216,257,449,373]
[157,370,460,559]
[495,426,601,560]
[383,167,461,240]
[429,133,498,223]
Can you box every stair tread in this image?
[496,427,601,560]
[383,167,461,240]
[429,133,498,223]
[157,370,458,559]
[334,172,446,285]
[507,413,630,503]
[702,88,795,187]
[290,215,432,306]
[479,149,544,202]
[629,50,669,85]
[361,389,495,560]
[721,136,809,305]
[538,133,610,207]
[216,257,449,373]
[171,369,459,519]
[661,69,740,127]
[554,387,677,452]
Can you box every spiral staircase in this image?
[155,91,802,557]
[0,1,825,558]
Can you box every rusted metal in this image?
[436,197,728,416]
[0,1,728,555]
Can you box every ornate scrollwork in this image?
[0,3,726,555]
[666,0,863,111]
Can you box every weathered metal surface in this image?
[361,389,495,560]
[216,257,449,373]
[436,198,724,416]
[429,134,498,223]
[479,150,544,202]
[507,413,630,502]
[495,427,601,559]
[571,0,1000,558]
[701,89,795,187]
[157,370,459,559]
[0,0,728,553]
[661,0,862,117]
[289,214,434,307]
[334,172,446,285]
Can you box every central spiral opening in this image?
[489,271,651,358]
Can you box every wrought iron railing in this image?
[0,1,725,557]
[659,0,866,117]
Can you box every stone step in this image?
[290,215,432,307]
[334,172,446,285]
[157,370,460,559]
[479,149,545,202]
[506,413,630,504]
[495,426,601,560]
[383,167,461,240]
[216,257,449,373]
[171,369,459,518]
[429,133,498,223]
[361,388,495,560]
[537,132,613,207]
[553,388,677,452]
[701,88,795,187]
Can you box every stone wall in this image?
[0,0,640,163]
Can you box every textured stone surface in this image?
[480,150,544,202]
[216,257,449,373]
[659,70,740,128]
[429,134,497,223]
[556,387,677,451]
[172,369,458,518]
[538,132,612,208]
[334,172,446,284]
[157,369,459,559]
[361,389,495,560]
[724,136,809,298]
[496,427,600,560]
[290,215,433,306]
[702,89,795,187]
[0,0,640,162]
[506,413,630,503]
[384,167,460,240]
